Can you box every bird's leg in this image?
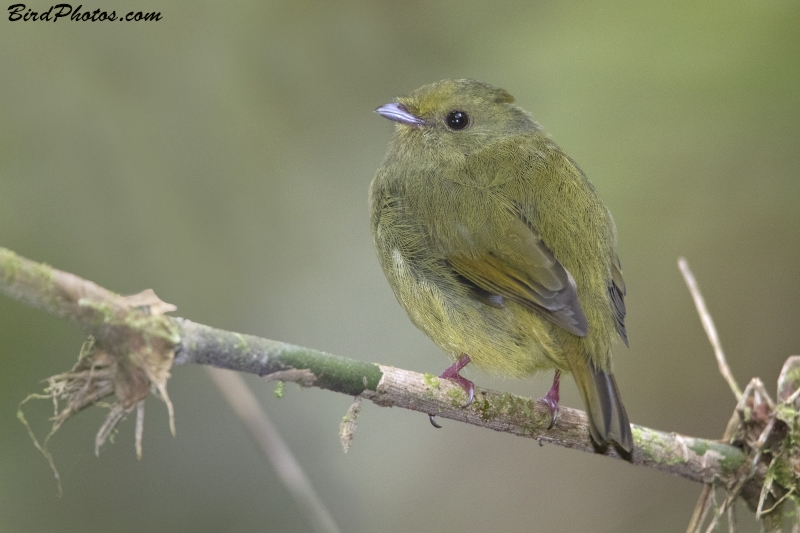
[438,354,475,405]
[429,354,474,428]
[538,370,561,429]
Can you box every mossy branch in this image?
[2,246,794,522]
[173,317,745,482]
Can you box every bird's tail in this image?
[569,356,633,453]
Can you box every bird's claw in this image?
[463,384,475,408]
[538,396,560,429]
[538,370,561,430]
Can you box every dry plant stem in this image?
[678,258,742,400]
[687,485,714,533]
[680,258,745,533]
[206,368,341,533]
[0,246,748,487]
[686,408,743,533]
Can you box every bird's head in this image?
[376,79,538,157]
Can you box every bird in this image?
[369,79,633,452]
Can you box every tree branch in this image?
[0,247,756,492]
[172,316,744,482]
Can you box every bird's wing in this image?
[609,253,628,346]
[447,213,589,336]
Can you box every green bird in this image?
[370,79,633,452]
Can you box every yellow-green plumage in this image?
[370,79,632,452]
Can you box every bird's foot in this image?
[439,354,475,407]
[538,370,561,430]
[429,354,474,428]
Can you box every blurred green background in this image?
[1,0,799,531]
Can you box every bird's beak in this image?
[375,102,425,126]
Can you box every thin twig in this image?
[703,487,722,533]
[206,367,341,533]
[689,409,745,533]
[687,484,714,533]
[682,257,746,533]
[678,258,742,400]
[726,501,735,533]
[699,381,760,531]
[759,487,794,516]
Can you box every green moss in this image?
[422,373,441,389]
[29,261,57,308]
[80,299,115,326]
[446,386,466,406]
[31,261,54,286]
[121,307,181,345]
[768,455,794,489]
[234,333,249,352]
[688,439,708,457]
[632,427,685,466]
[476,391,544,428]
[631,426,644,444]
[774,403,798,426]
[784,367,800,388]
[632,426,745,473]
[274,381,284,398]
[0,248,23,284]
[77,298,181,348]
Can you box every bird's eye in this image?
[445,111,469,130]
